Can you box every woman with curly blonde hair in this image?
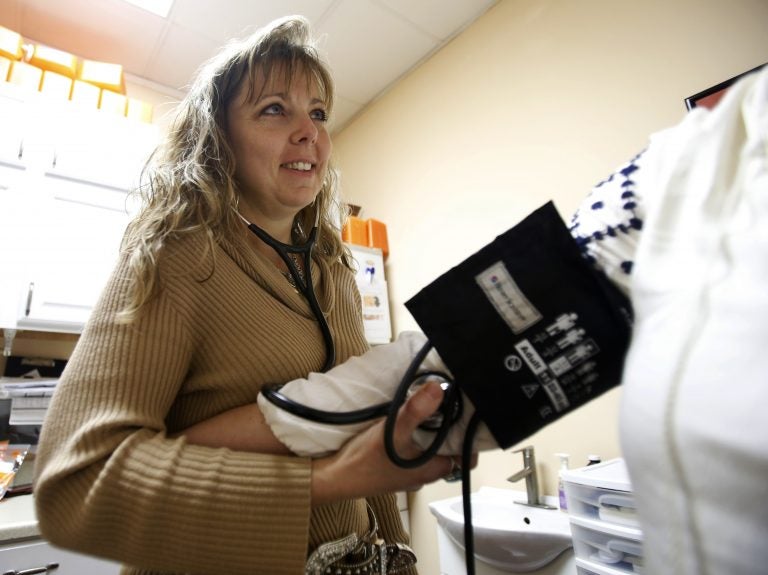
[34,15,453,575]
[121,16,345,321]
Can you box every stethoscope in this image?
[238,209,464,462]
[241,209,483,574]
[239,208,335,373]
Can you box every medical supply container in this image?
[561,458,644,574]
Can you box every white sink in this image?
[429,486,573,573]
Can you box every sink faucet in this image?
[507,446,556,509]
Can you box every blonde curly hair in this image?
[120,16,349,321]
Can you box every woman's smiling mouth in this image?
[283,161,314,171]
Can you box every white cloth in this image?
[257,331,497,457]
[620,66,768,575]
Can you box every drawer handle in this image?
[3,563,59,575]
[25,282,34,317]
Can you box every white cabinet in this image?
[0,538,122,574]
[16,172,138,332]
[50,105,157,192]
[0,88,27,167]
[396,491,410,535]
[0,83,157,335]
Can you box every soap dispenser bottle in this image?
[555,453,570,512]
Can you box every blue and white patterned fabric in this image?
[569,150,648,296]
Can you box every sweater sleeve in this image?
[33,257,313,575]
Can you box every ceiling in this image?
[0,0,497,131]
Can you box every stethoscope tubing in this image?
[242,212,463,461]
[383,341,462,468]
[242,211,478,574]
[241,212,336,373]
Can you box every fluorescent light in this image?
[121,0,174,18]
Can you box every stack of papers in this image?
[0,378,58,425]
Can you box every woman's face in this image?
[226,67,331,228]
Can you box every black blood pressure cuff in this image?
[405,201,633,449]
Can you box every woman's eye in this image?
[261,103,284,116]
[311,108,329,122]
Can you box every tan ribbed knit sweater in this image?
[33,228,415,575]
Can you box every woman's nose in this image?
[292,114,319,144]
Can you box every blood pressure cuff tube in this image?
[405,201,633,450]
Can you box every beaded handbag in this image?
[305,506,416,575]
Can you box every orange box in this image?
[70,79,101,109]
[0,56,11,82]
[0,25,23,61]
[78,58,125,94]
[342,216,368,246]
[126,97,153,123]
[40,70,73,100]
[29,44,78,78]
[99,88,127,116]
[366,218,389,258]
[8,60,42,91]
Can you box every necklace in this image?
[281,252,305,291]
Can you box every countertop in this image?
[0,494,40,542]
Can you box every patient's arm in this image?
[178,402,293,455]
[180,332,493,458]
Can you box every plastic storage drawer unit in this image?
[576,556,640,575]
[562,459,639,527]
[561,458,643,574]
[570,515,643,573]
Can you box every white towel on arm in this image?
[257,331,498,457]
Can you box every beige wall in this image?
[332,1,768,572]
